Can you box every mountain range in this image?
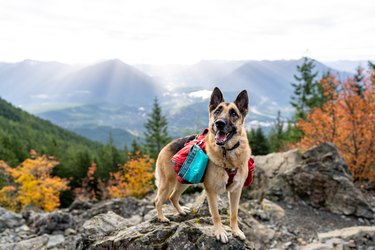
[0,58,360,147]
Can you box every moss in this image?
[195,218,200,224]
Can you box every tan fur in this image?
[154,88,251,243]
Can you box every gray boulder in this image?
[28,210,77,235]
[0,207,25,232]
[77,211,127,249]
[0,234,49,250]
[252,143,374,219]
[302,226,375,250]
[82,197,154,220]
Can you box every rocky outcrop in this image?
[252,143,374,219]
[78,211,128,249]
[81,193,255,249]
[27,210,77,235]
[302,226,375,250]
[91,218,254,250]
[0,207,25,232]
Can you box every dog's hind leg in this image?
[155,183,172,222]
[169,183,190,215]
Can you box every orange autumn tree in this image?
[74,162,98,201]
[298,70,375,182]
[0,151,69,211]
[107,153,154,199]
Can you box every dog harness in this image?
[172,129,255,187]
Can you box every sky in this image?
[0,0,374,64]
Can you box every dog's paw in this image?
[157,216,170,223]
[232,228,246,241]
[178,206,190,215]
[214,227,229,243]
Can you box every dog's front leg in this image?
[206,190,228,243]
[229,188,246,240]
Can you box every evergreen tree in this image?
[353,66,365,98]
[284,120,303,144]
[268,111,285,152]
[130,139,142,155]
[247,127,270,155]
[144,98,171,159]
[290,57,320,120]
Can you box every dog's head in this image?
[209,87,248,146]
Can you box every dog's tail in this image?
[154,165,160,188]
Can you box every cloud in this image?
[188,90,212,100]
[0,0,374,64]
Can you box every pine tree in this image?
[144,98,171,159]
[247,127,270,155]
[268,111,285,152]
[130,139,142,155]
[353,66,365,98]
[290,57,320,120]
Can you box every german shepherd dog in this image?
[154,87,251,243]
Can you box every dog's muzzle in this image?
[213,119,235,146]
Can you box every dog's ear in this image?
[209,87,224,112]
[234,90,248,116]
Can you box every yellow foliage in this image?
[107,153,154,199]
[0,154,69,212]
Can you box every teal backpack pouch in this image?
[178,144,208,184]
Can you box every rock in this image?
[92,219,254,249]
[241,199,285,222]
[68,199,94,215]
[302,226,375,250]
[240,215,275,250]
[47,234,65,248]
[119,214,143,227]
[0,234,49,250]
[86,192,255,249]
[253,143,374,219]
[144,191,227,222]
[300,242,337,250]
[0,207,25,232]
[83,197,153,220]
[28,210,77,235]
[64,228,77,236]
[318,226,375,244]
[77,211,127,249]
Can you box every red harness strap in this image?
[225,157,255,188]
[225,168,238,188]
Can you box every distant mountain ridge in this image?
[0,58,357,146]
[0,59,161,107]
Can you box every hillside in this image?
[0,97,126,205]
[0,97,100,163]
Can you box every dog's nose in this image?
[215,119,226,130]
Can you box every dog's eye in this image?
[214,107,222,115]
[230,109,238,117]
